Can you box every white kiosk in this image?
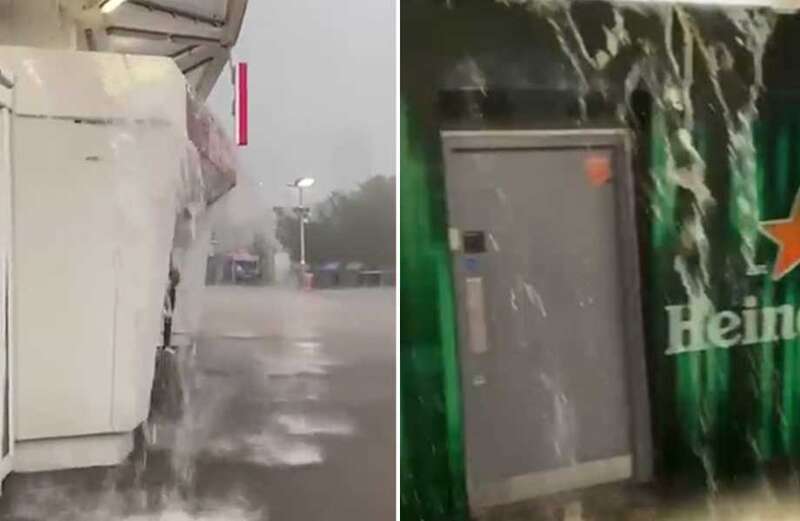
[0,0,246,490]
[0,45,236,483]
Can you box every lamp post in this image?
[288,177,315,270]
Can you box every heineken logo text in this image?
[666,297,800,355]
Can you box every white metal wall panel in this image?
[14,119,118,439]
[8,47,185,441]
[0,47,186,128]
[109,124,181,432]
[0,79,14,479]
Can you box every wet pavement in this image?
[478,478,800,521]
[0,285,396,521]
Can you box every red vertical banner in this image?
[235,62,248,146]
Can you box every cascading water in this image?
[533,1,777,517]
[454,1,788,518]
[0,90,263,521]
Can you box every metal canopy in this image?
[85,0,248,99]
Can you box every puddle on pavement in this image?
[120,508,259,521]
[201,343,356,467]
[119,506,261,521]
[273,412,355,436]
[2,324,357,519]
[257,351,337,377]
[205,432,324,467]
[218,332,265,340]
[292,339,323,350]
[266,376,329,402]
[2,474,263,521]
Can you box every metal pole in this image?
[299,187,306,269]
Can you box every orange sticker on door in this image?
[585,154,612,186]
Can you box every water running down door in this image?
[441,130,651,510]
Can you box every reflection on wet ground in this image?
[0,286,395,521]
[479,479,800,521]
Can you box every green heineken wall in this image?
[400,1,800,518]
[401,103,468,521]
[646,100,800,482]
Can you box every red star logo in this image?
[761,193,800,280]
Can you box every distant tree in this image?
[275,175,395,267]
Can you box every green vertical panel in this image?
[752,122,792,461]
[769,114,800,459]
[436,255,467,515]
[647,109,712,479]
[675,350,702,451]
[648,100,800,482]
[784,112,800,457]
[647,109,684,476]
[400,101,467,521]
[751,114,795,462]
[756,281,776,460]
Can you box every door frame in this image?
[440,129,653,505]
[0,67,15,484]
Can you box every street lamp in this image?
[295,177,315,189]
[288,177,315,269]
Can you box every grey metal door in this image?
[441,130,650,509]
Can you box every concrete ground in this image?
[478,478,800,521]
[0,285,396,521]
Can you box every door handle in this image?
[465,277,488,354]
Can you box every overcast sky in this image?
[208,0,396,210]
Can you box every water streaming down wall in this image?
[401,1,800,519]
[0,43,238,519]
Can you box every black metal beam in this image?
[169,44,198,59]
[182,56,214,75]
[106,26,222,45]
[127,0,225,28]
